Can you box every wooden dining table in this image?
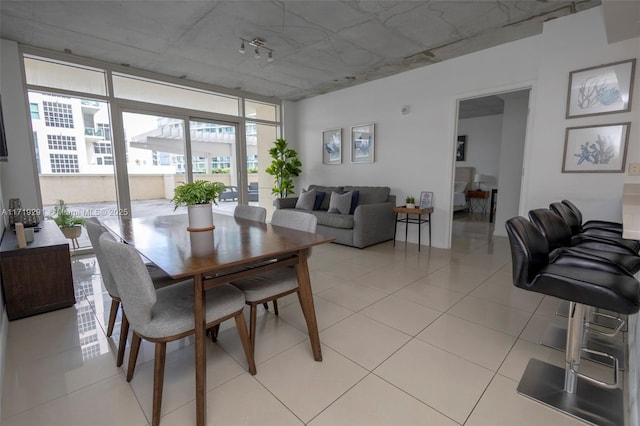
[102,213,334,426]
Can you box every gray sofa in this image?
[274,185,396,248]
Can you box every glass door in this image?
[189,119,239,215]
[121,112,187,217]
[247,121,278,216]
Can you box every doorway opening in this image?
[451,89,531,246]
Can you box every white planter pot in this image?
[187,203,214,231]
[406,203,415,209]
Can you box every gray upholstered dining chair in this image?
[234,205,267,223]
[205,204,269,343]
[99,232,256,426]
[232,205,269,311]
[231,209,317,351]
[86,218,181,368]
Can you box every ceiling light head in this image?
[251,38,265,48]
[239,37,274,61]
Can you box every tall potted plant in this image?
[265,137,302,198]
[172,180,225,231]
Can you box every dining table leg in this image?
[194,274,206,426]
[295,250,323,362]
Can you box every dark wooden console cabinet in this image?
[0,220,75,320]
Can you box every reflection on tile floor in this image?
[3,215,600,425]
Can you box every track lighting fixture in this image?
[239,37,274,62]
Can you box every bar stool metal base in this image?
[556,300,629,333]
[556,300,628,332]
[541,323,626,370]
[517,359,624,426]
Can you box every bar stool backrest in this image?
[505,216,550,288]
[528,208,573,251]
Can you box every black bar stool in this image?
[527,208,639,367]
[505,216,639,426]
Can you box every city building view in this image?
[22,56,279,250]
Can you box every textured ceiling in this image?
[1,1,601,101]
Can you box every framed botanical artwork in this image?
[351,123,375,163]
[562,122,630,173]
[456,135,467,161]
[322,128,342,165]
[419,191,433,209]
[566,58,636,119]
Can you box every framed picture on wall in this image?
[351,123,375,163]
[419,191,433,209]
[566,59,636,119]
[456,135,467,161]
[322,128,342,165]
[561,122,630,173]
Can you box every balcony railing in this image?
[84,128,105,137]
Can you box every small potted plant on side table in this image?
[406,196,416,209]
[172,180,225,231]
[50,199,86,249]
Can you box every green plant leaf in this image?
[172,180,225,210]
[48,199,86,228]
[265,138,302,198]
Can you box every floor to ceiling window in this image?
[21,50,281,251]
[27,91,118,250]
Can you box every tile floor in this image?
[2,215,619,425]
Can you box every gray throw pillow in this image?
[295,189,316,211]
[328,191,353,215]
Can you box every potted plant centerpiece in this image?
[265,137,302,199]
[406,196,416,209]
[172,180,225,231]
[49,199,86,248]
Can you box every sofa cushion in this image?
[295,189,317,211]
[314,191,326,210]
[312,211,354,229]
[348,190,359,214]
[343,186,390,205]
[309,185,343,210]
[328,191,353,215]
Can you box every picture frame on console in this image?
[566,58,636,119]
[322,128,342,165]
[562,122,630,173]
[351,123,374,163]
[419,191,433,209]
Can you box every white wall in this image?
[294,6,639,248]
[295,32,541,248]
[494,91,529,237]
[0,41,23,420]
[457,115,503,190]
[522,8,640,222]
[1,39,40,211]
